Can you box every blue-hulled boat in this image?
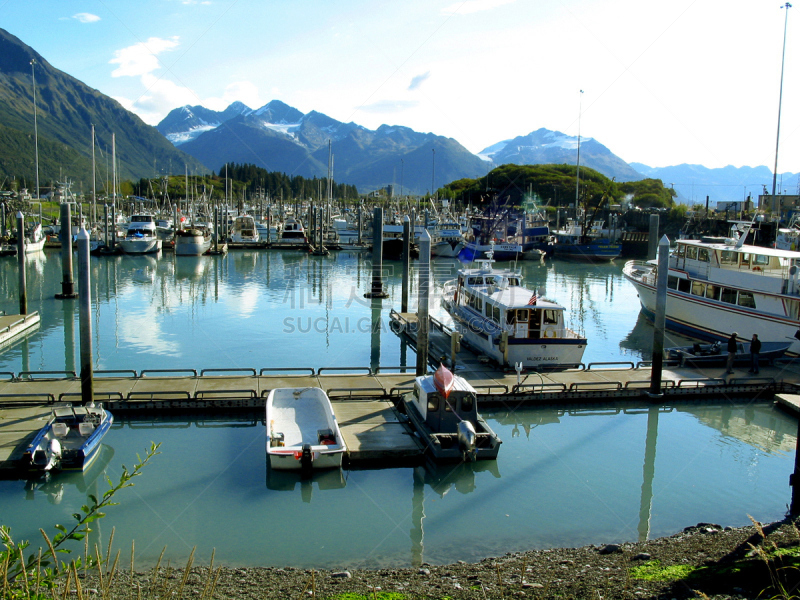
[22,404,114,472]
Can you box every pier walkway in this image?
[0,357,796,473]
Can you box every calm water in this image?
[0,249,795,568]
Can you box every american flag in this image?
[527,292,538,306]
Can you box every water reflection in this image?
[266,468,346,502]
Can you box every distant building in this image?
[758,194,800,214]
[717,201,744,213]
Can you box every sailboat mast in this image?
[30,59,40,201]
[91,124,96,226]
[574,89,583,212]
[771,3,792,217]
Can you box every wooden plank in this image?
[776,393,800,414]
[333,400,423,461]
[0,405,51,468]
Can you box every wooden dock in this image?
[0,312,40,349]
[0,360,796,473]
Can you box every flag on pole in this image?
[527,291,538,306]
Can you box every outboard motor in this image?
[45,438,62,471]
[457,421,477,462]
[300,443,313,477]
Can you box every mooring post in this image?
[402,215,411,313]
[77,227,94,405]
[416,229,432,376]
[365,206,388,298]
[647,214,659,260]
[103,203,109,247]
[56,202,77,299]
[16,212,27,315]
[649,234,670,395]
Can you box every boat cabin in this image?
[454,266,569,340]
[52,406,102,437]
[410,374,479,433]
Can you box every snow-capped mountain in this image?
[158,100,488,195]
[479,128,643,182]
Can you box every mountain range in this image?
[0,25,794,206]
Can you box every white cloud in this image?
[72,13,100,23]
[408,71,430,91]
[110,37,180,78]
[441,0,517,15]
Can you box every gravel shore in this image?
[80,517,800,599]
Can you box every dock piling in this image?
[402,215,410,312]
[16,212,27,315]
[77,228,94,404]
[365,207,388,298]
[647,214,659,260]
[649,234,670,395]
[56,202,77,299]
[416,229,431,375]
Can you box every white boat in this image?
[21,404,113,472]
[256,220,281,242]
[230,215,259,244]
[266,387,346,471]
[403,365,501,461]
[22,222,46,253]
[279,218,307,245]
[120,215,162,254]
[431,221,466,258]
[623,224,800,356]
[174,224,212,256]
[441,246,587,368]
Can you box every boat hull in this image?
[174,232,212,256]
[266,388,346,471]
[120,238,161,254]
[553,240,621,261]
[623,260,800,356]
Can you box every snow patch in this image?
[167,124,218,145]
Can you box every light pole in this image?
[772,2,792,218]
[30,59,40,201]
[431,147,435,202]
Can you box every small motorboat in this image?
[266,387,346,472]
[666,340,791,367]
[402,365,502,462]
[22,404,113,472]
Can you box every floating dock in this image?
[0,313,40,349]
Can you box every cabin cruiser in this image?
[623,222,800,356]
[230,215,259,244]
[174,224,213,255]
[119,215,161,254]
[441,245,587,368]
[280,218,307,245]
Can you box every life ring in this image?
[753,266,762,272]
[544,326,556,338]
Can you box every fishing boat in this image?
[174,225,212,256]
[230,215,259,244]
[266,387,346,471]
[402,365,501,462]
[279,218,307,246]
[21,404,113,472]
[552,215,621,261]
[23,222,46,253]
[119,215,162,254]
[622,222,800,356]
[430,221,466,258]
[441,245,587,368]
[666,340,791,367]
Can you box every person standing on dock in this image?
[725,332,738,375]
[749,334,761,375]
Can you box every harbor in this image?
[0,238,798,569]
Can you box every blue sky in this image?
[1,0,799,173]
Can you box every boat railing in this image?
[623,380,676,390]
[326,387,388,399]
[59,391,124,403]
[259,367,316,375]
[140,369,198,377]
[511,382,567,394]
[568,381,622,392]
[317,366,372,375]
[94,369,139,378]
[18,370,76,380]
[196,389,258,400]
[674,378,727,388]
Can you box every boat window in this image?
[677,244,685,258]
[485,276,496,285]
[413,384,420,401]
[461,395,474,413]
[508,277,520,286]
[706,285,721,300]
[753,254,770,267]
[543,310,558,324]
[686,246,698,260]
[516,309,529,322]
[427,393,439,412]
[667,276,678,290]
[493,305,501,322]
[737,291,756,308]
[677,279,691,293]
[507,311,516,324]
[485,302,493,318]
[721,288,737,304]
[698,248,710,262]
[720,250,737,265]
[740,254,751,267]
[691,281,706,296]
[787,299,800,320]
[468,277,483,285]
